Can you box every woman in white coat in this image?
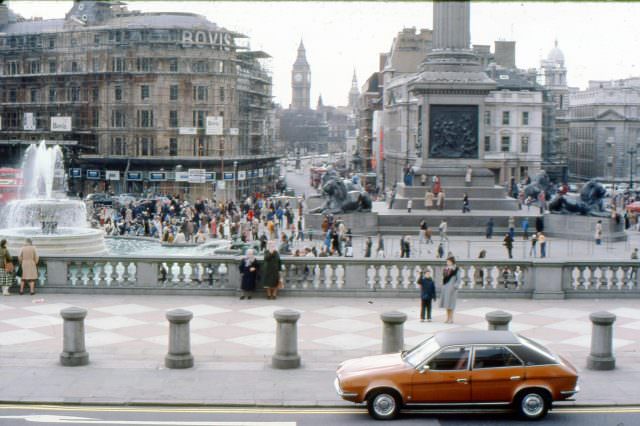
[439,256,461,324]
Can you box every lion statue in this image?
[310,173,372,214]
[548,179,608,216]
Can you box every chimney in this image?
[494,40,516,69]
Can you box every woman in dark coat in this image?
[239,248,259,300]
[262,241,282,300]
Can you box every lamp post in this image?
[628,146,637,190]
[233,160,238,202]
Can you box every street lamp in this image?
[629,146,637,190]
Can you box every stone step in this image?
[392,197,519,211]
[398,186,508,199]
[377,213,538,229]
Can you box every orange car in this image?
[335,331,579,420]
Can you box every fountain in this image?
[0,141,106,255]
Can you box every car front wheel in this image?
[516,390,549,420]
[367,390,401,420]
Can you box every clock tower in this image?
[291,40,311,110]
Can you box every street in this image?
[0,404,639,425]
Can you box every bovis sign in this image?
[181,30,234,51]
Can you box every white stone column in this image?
[587,311,616,371]
[272,309,301,369]
[485,310,512,330]
[381,311,407,354]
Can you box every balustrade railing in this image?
[20,255,640,297]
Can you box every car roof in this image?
[434,331,520,346]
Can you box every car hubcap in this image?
[373,394,396,416]
[522,394,544,417]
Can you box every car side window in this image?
[473,346,523,369]
[427,346,471,371]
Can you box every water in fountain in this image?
[0,141,105,255]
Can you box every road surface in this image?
[0,404,639,425]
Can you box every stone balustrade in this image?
[22,255,640,298]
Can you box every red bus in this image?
[0,168,23,205]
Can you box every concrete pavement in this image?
[0,294,639,406]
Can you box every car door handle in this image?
[456,378,468,384]
[510,376,522,381]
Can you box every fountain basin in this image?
[0,227,107,256]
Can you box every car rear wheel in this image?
[516,390,549,420]
[367,390,401,420]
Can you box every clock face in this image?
[294,73,303,83]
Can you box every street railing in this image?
[25,255,640,298]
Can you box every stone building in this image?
[567,78,640,182]
[0,1,279,200]
[540,40,570,181]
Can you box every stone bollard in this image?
[381,311,407,354]
[272,309,301,369]
[587,311,616,371]
[485,310,513,330]
[60,307,89,367]
[165,309,194,369]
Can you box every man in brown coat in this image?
[19,238,39,295]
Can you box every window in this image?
[48,37,55,49]
[502,111,510,125]
[92,109,99,127]
[92,87,99,102]
[484,110,491,125]
[168,58,178,72]
[501,136,511,152]
[111,110,126,128]
[139,137,153,156]
[473,346,522,369]
[169,110,178,128]
[92,58,100,72]
[30,88,38,103]
[219,86,225,103]
[522,111,529,126]
[193,86,208,102]
[169,84,179,101]
[8,88,17,103]
[6,61,19,75]
[169,138,178,156]
[427,347,471,371]
[71,61,79,72]
[192,61,208,73]
[216,60,224,73]
[484,136,491,152]
[48,87,57,103]
[28,60,40,74]
[94,34,101,46]
[48,60,56,73]
[193,110,207,128]
[111,137,126,155]
[521,136,529,153]
[136,57,152,72]
[111,57,125,72]
[69,86,80,102]
[137,110,154,128]
[114,85,122,102]
[140,85,150,100]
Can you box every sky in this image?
[7,1,640,107]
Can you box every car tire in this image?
[367,390,401,421]
[515,389,549,420]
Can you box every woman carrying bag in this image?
[0,239,13,296]
[19,238,39,296]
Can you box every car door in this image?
[411,346,472,403]
[470,345,525,403]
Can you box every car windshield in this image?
[403,337,440,367]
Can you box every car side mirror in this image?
[418,365,430,374]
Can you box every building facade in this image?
[568,78,640,182]
[0,1,279,200]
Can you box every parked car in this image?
[335,331,579,421]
